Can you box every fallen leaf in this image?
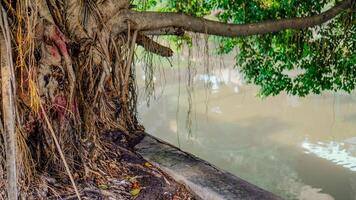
[98,184,109,190]
[144,162,152,168]
[130,188,141,196]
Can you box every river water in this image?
[136,45,356,200]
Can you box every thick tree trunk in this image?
[0,0,142,197]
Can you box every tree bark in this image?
[0,6,18,200]
[122,0,354,37]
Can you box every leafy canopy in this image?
[134,0,356,97]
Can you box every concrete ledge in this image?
[135,134,282,200]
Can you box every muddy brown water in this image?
[136,47,356,200]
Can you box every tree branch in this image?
[142,27,185,36]
[125,0,354,37]
[136,34,173,57]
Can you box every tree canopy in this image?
[134,0,356,97]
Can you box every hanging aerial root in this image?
[1,5,19,199]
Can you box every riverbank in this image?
[0,131,281,199]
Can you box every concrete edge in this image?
[135,134,283,200]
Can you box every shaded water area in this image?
[136,42,356,200]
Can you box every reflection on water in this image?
[302,139,356,172]
[194,69,243,93]
[136,47,356,200]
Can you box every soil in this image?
[0,131,195,200]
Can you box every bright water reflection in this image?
[136,49,356,200]
[302,140,356,172]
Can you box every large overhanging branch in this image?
[124,0,354,37]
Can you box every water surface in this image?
[136,47,356,200]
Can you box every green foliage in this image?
[134,0,356,97]
[212,0,356,97]
[131,0,158,10]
